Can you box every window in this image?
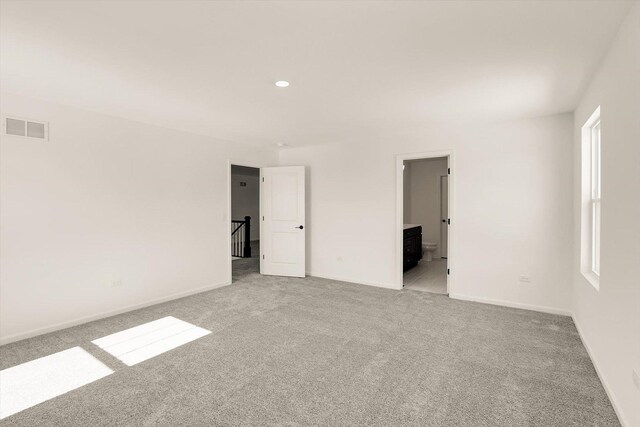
[590,120,601,276]
[581,107,601,289]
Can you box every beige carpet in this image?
[0,262,619,426]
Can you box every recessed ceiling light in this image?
[275,81,290,88]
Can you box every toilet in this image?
[422,242,438,262]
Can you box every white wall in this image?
[407,157,448,258]
[402,162,411,224]
[0,92,277,344]
[231,171,260,241]
[571,4,640,426]
[279,114,574,314]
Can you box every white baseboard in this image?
[305,275,570,316]
[0,281,231,346]
[306,272,400,290]
[572,315,627,427]
[448,293,572,316]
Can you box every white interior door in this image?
[440,175,448,258]
[260,166,306,277]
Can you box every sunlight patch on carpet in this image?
[92,316,211,366]
[0,347,113,419]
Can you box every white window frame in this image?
[580,106,601,290]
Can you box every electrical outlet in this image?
[336,256,343,262]
[633,369,640,391]
[518,275,531,283]
[111,279,123,288]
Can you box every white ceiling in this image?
[0,1,632,148]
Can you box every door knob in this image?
[297,225,304,229]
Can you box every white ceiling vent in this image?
[3,116,49,140]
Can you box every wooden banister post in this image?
[244,216,251,258]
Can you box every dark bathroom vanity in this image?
[403,224,422,272]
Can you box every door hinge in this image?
[262,216,264,221]
[447,168,450,175]
[447,268,450,275]
[447,218,450,225]
[262,254,265,260]
[262,177,264,182]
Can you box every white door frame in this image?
[395,150,454,293]
[227,160,264,284]
[439,174,448,259]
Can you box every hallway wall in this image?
[231,166,260,241]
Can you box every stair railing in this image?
[231,216,251,258]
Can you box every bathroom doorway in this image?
[397,152,452,294]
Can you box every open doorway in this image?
[398,153,452,294]
[230,164,260,281]
[228,163,307,283]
